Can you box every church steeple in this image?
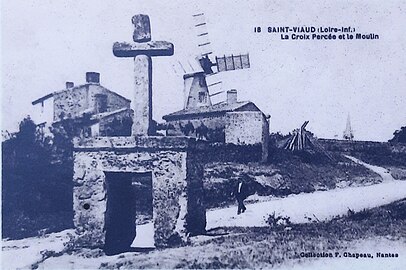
[343,114,354,141]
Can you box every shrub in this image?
[2,116,74,239]
[266,212,292,228]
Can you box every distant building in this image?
[343,114,354,141]
[31,72,132,137]
[163,71,270,148]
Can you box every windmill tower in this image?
[343,114,354,141]
[178,12,251,110]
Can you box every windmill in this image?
[343,114,354,141]
[176,12,251,109]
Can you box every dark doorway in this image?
[104,172,136,255]
[104,172,153,255]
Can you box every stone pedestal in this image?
[72,136,206,249]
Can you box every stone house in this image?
[163,71,270,151]
[31,72,132,137]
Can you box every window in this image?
[198,92,206,103]
[187,96,193,108]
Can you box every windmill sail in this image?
[179,12,252,105]
[192,12,250,75]
[193,13,213,57]
[216,54,250,72]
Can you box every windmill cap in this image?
[183,71,205,80]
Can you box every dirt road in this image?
[207,156,406,228]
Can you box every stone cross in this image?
[113,14,174,136]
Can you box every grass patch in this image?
[203,149,382,209]
[99,199,406,269]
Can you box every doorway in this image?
[104,171,153,255]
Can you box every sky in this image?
[1,0,405,141]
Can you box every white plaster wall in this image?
[31,97,54,126]
[225,111,264,145]
[90,123,100,137]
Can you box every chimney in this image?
[66,82,74,89]
[86,72,100,84]
[227,89,238,104]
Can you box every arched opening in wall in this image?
[104,171,154,255]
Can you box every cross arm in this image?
[113,41,174,57]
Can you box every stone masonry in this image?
[73,136,206,248]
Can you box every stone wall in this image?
[98,109,132,136]
[54,86,89,122]
[318,138,388,153]
[166,113,227,139]
[53,85,130,123]
[225,111,265,145]
[188,141,263,166]
[73,137,205,249]
[225,111,269,162]
[318,139,406,167]
[88,85,131,113]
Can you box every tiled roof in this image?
[163,101,257,120]
[32,93,54,105]
[32,84,130,105]
[91,108,131,120]
[52,108,131,125]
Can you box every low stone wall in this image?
[190,141,263,164]
[319,139,406,154]
[318,139,389,153]
[73,136,205,249]
[318,139,406,168]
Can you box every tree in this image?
[17,116,37,143]
[389,126,406,143]
[2,116,73,239]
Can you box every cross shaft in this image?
[113,14,174,136]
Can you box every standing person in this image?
[233,180,247,215]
